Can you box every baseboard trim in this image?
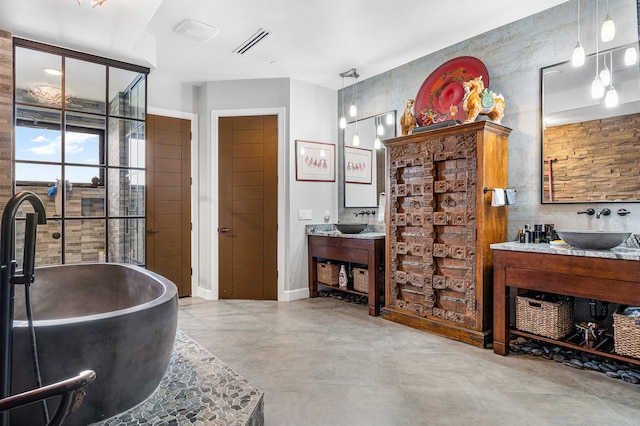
[281,287,309,301]
[197,287,218,301]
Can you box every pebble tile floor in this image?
[178,297,640,426]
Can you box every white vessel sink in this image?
[555,230,631,250]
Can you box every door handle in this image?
[146,228,158,234]
[218,228,231,233]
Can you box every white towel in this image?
[491,188,506,207]
[378,193,386,223]
[505,189,516,205]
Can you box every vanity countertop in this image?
[305,224,385,240]
[491,241,640,261]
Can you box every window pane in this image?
[15,47,64,107]
[108,119,144,168]
[65,58,106,114]
[15,219,62,266]
[15,164,62,219]
[15,107,62,163]
[65,219,105,264]
[64,167,105,217]
[108,169,145,217]
[65,113,105,165]
[109,68,145,118]
[108,219,145,265]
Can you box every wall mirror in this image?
[541,41,640,203]
[344,111,395,207]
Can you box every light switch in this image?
[298,209,312,220]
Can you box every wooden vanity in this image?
[308,233,385,316]
[493,242,640,365]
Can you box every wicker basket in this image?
[515,294,573,339]
[613,310,640,359]
[317,262,340,286]
[353,267,368,293]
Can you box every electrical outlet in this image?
[298,209,312,220]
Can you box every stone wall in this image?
[543,113,640,202]
[0,30,13,213]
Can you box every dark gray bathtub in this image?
[9,263,178,425]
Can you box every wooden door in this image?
[146,114,191,297]
[218,115,277,300]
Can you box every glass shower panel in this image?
[109,68,146,119]
[64,166,105,217]
[107,168,145,217]
[65,58,106,114]
[15,219,62,267]
[108,219,145,265]
[108,118,145,168]
[65,219,105,264]
[14,47,64,107]
[15,107,62,163]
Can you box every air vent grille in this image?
[233,28,270,54]
[174,19,220,42]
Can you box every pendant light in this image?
[349,73,358,117]
[601,0,615,42]
[339,76,346,129]
[625,46,638,66]
[591,1,605,99]
[605,52,618,108]
[374,117,381,149]
[572,0,585,67]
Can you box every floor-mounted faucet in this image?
[0,192,46,425]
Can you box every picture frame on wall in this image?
[345,146,372,184]
[295,140,335,182]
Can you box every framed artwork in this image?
[295,140,335,182]
[345,146,372,184]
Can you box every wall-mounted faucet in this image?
[577,208,595,216]
[596,208,610,219]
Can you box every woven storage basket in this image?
[613,311,640,359]
[353,267,368,293]
[317,262,340,286]
[515,294,573,340]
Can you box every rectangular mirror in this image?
[541,41,640,203]
[344,111,395,207]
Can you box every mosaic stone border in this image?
[90,330,264,426]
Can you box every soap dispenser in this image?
[338,265,347,288]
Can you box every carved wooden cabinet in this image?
[382,121,511,347]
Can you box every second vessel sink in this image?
[335,224,367,234]
[555,230,631,250]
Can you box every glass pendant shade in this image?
[386,113,393,125]
[349,103,357,117]
[605,87,618,108]
[572,41,585,66]
[591,77,605,98]
[601,15,615,42]
[374,137,381,150]
[625,47,638,66]
[377,123,384,136]
[600,68,611,86]
[352,133,360,146]
[339,116,347,129]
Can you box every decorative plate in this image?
[414,56,489,126]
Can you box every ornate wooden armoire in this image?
[383,121,511,347]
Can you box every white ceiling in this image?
[0,0,569,90]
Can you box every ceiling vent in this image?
[174,19,220,42]
[233,28,270,54]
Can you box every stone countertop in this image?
[490,241,640,261]
[305,224,385,240]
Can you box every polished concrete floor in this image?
[178,297,640,426]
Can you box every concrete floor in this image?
[178,297,640,426]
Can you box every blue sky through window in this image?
[16,126,101,183]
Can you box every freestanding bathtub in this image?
[8,263,178,426]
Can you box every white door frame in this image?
[210,107,287,301]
